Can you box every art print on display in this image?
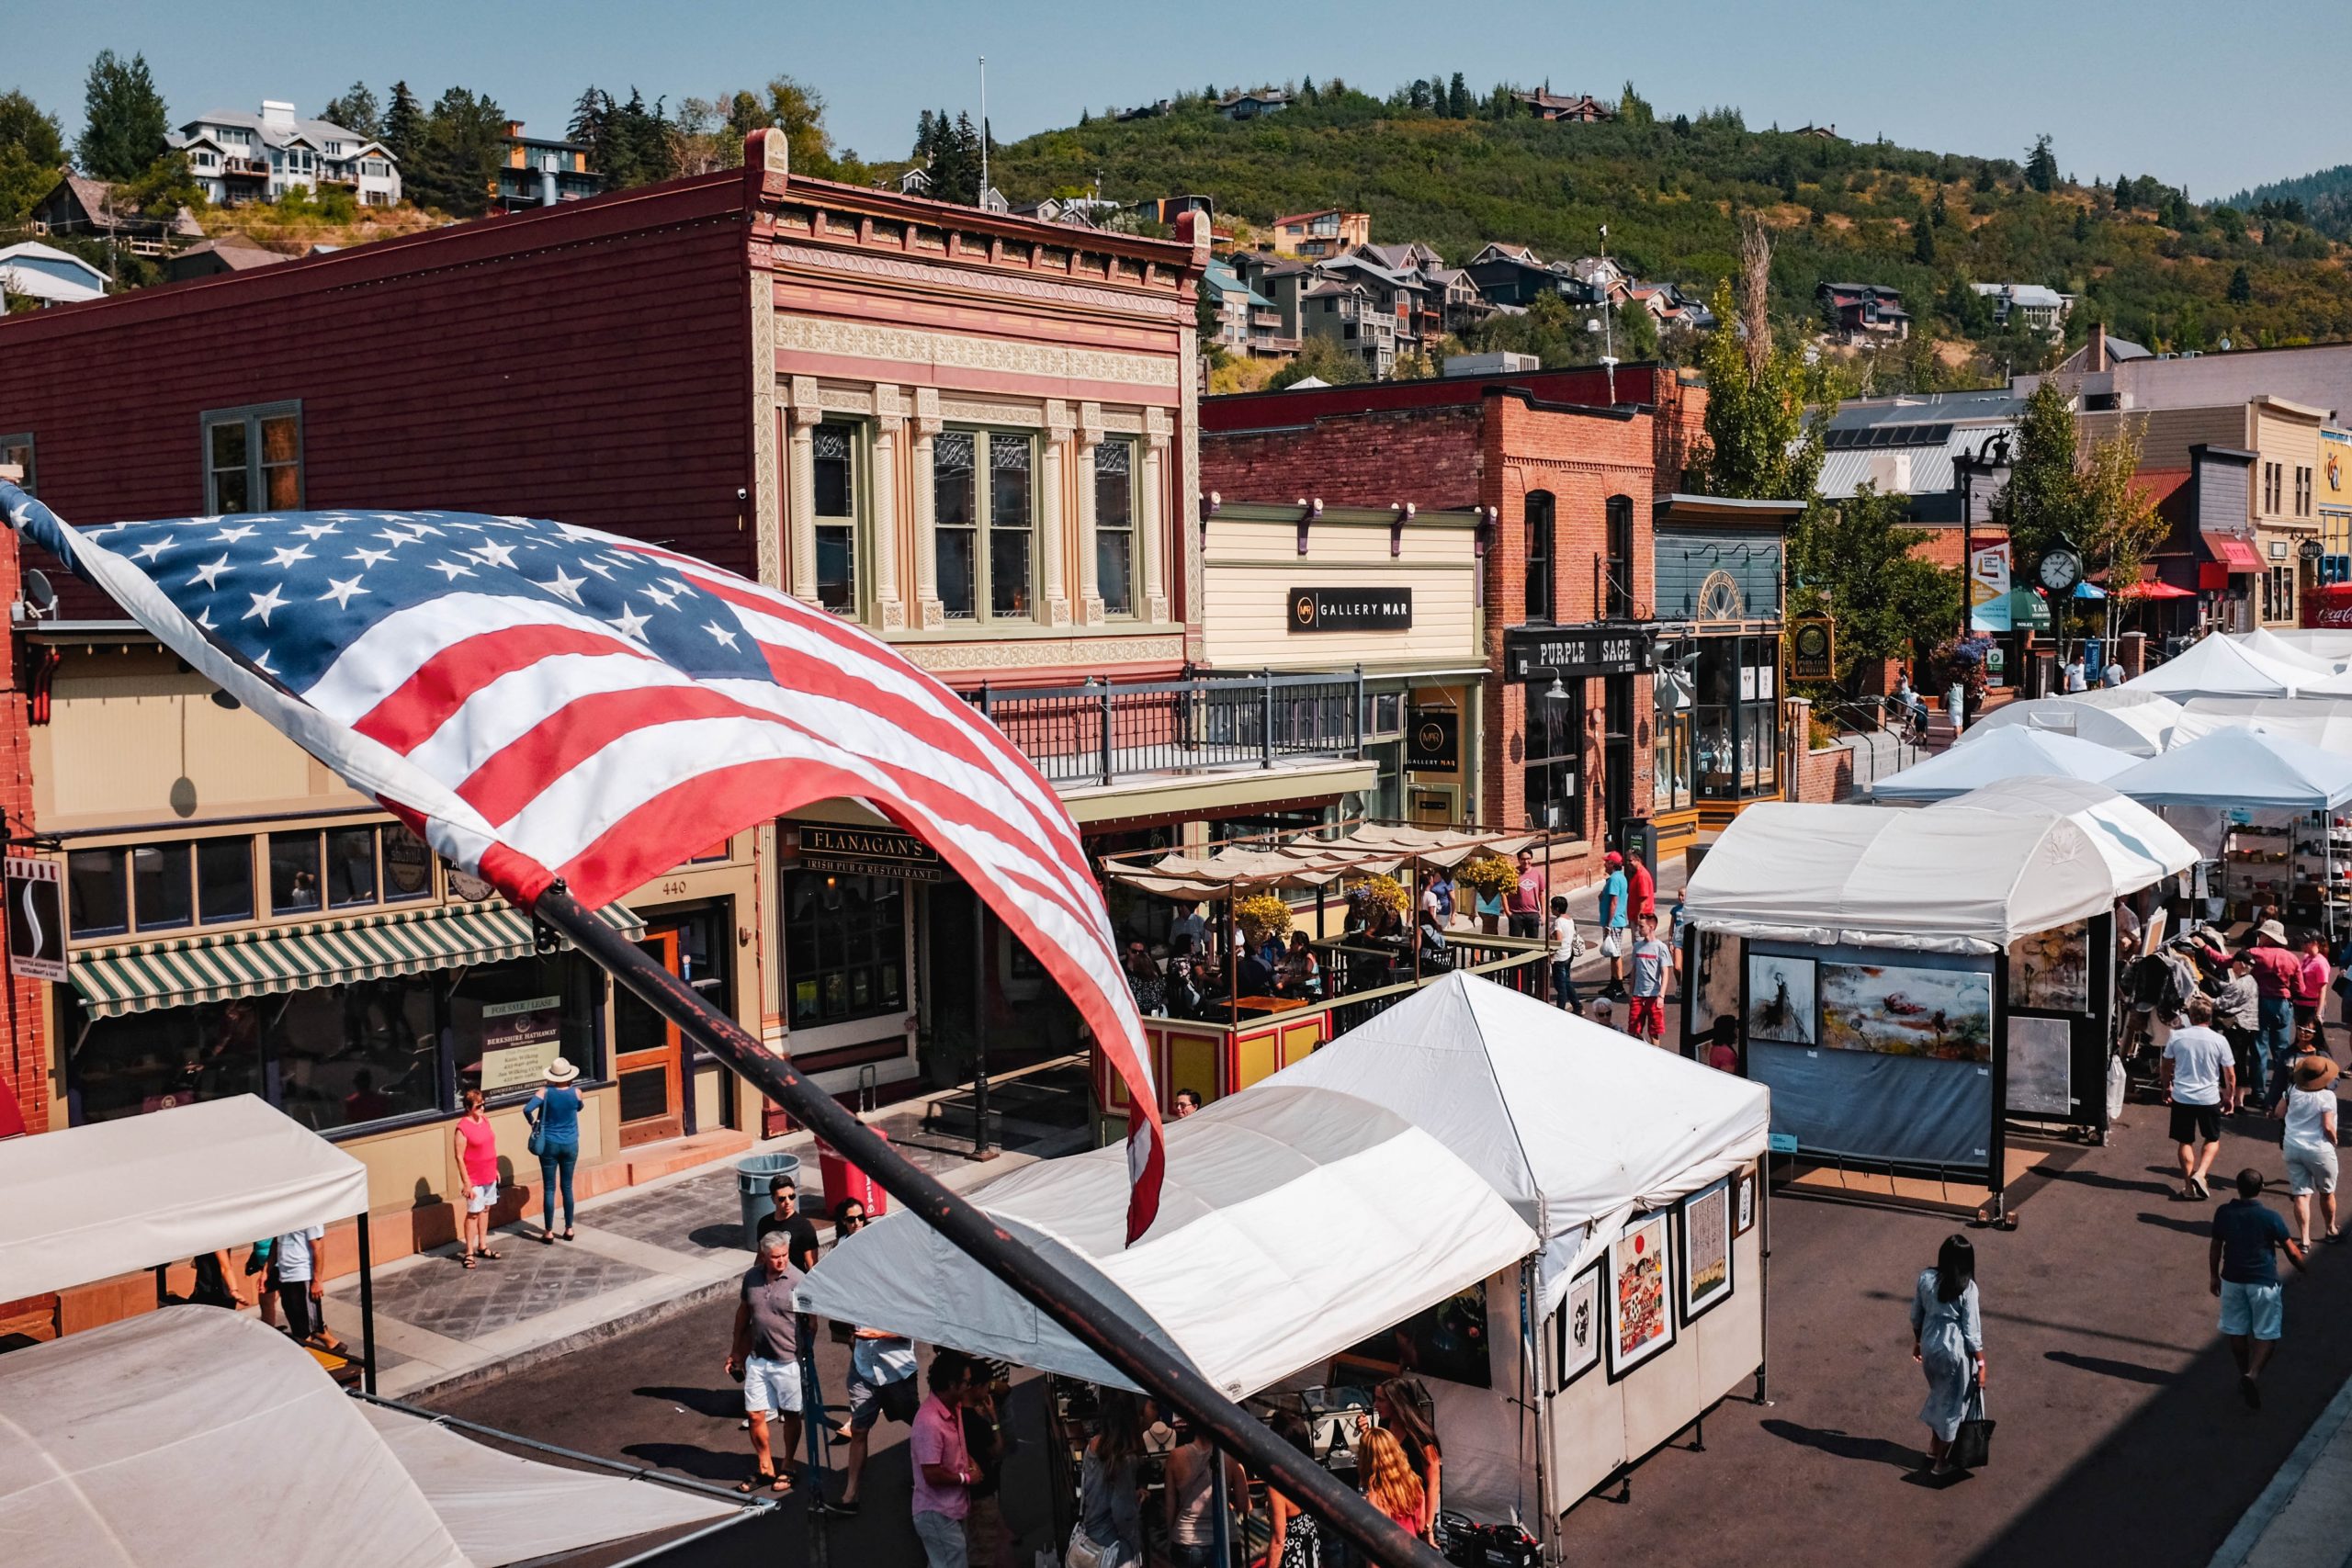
[1819,962,1995,1063]
[1745,953,1815,1046]
[2007,1014,2074,1116]
[1555,1262,1603,1391]
[2009,920,2090,1013]
[1679,1179,1734,1324]
[1607,1211,1676,1379]
[1692,931,1742,1045]
[1735,1171,1757,1237]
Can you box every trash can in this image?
[736,1151,802,1247]
[820,1128,890,1222]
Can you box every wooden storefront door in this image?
[612,929,684,1146]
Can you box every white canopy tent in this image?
[0,1094,368,1303]
[2127,634,2314,699]
[1871,724,2134,802]
[0,1307,742,1568]
[794,1083,1538,1401]
[1960,689,2181,756]
[1682,777,2199,953]
[2174,697,2352,755]
[2263,628,2352,662]
[2236,626,2344,672]
[2109,725,2352,810]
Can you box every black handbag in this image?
[1948,1373,1996,1470]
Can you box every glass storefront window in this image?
[131,844,192,931]
[1694,634,1783,801]
[1523,686,1585,836]
[379,822,434,902]
[274,978,439,1131]
[325,825,378,908]
[785,871,907,1030]
[269,831,322,914]
[67,995,267,1124]
[447,953,600,1103]
[68,849,129,939]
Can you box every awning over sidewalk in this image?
[0,1308,742,1568]
[2203,532,2262,573]
[69,899,646,1019]
[0,1094,366,1303]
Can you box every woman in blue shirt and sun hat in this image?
[525,1057,584,1244]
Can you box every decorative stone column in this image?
[1075,402,1105,624]
[1040,400,1071,626]
[911,387,944,628]
[785,376,823,604]
[1141,406,1171,625]
[871,384,906,629]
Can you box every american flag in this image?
[0,481,1165,1241]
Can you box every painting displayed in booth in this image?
[1745,953,1815,1045]
[1693,931,1742,1039]
[2009,920,2090,1013]
[1819,962,1994,1062]
[2007,1014,2073,1116]
[1342,1285,1492,1389]
[1555,1262,1603,1390]
[1608,1210,1676,1378]
[1679,1178,1734,1324]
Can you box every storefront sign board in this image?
[1286,587,1413,633]
[1407,711,1461,772]
[479,994,564,1091]
[789,822,949,883]
[5,855,65,983]
[1505,625,1655,681]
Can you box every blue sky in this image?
[7,0,2338,199]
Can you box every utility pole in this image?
[978,56,989,207]
[1598,222,1617,406]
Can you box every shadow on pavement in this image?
[2041,1349,2171,1385]
[635,1382,740,1419]
[1760,1418,1921,1471]
[621,1439,763,1485]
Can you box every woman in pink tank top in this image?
[453,1089,503,1268]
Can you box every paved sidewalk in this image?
[2211,1372,2352,1568]
[330,1086,1086,1401]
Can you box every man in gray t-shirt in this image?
[2163,993,2237,1201]
[728,1230,807,1493]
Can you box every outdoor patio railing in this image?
[970,669,1366,788]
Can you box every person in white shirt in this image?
[2100,660,2126,688]
[1546,896,1581,1015]
[2163,993,2238,1201]
[2064,657,2087,693]
[1168,902,1208,956]
[2272,1054,2343,1247]
[272,1223,343,1351]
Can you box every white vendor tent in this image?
[1265,970,1769,1314]
[0,1094,368,1303]
[2265,629,2352,662]
[2127,634,2313,699]
[2237,626,2345,672]
[1960,689,2181,756]
[1683,776,2198,953]
[2109,725,2352,810]
[2173,697,2352,755]
[0,1307,743,1568]
[1871,724,2134,801]
[794,1083,1538,1401]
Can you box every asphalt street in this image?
[435,1086,2352,1568]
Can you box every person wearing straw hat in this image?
[2272,1052,2343,1249]
[524,1056,585,1245]
[2238,919,2304,1115]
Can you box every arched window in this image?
[1524,491,1555,623]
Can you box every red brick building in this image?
[1201,366,1724,884]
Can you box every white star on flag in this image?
[132,536,175,561]
[243,584,288,625]
[426,558,475,581]
[319,576,369,609]
[293,522,340,539]
[703,619,740,649]
[541,569,586,604]
[266,544,314,569]
[347,547,392,569]
[213,524,257,544]
[189,555,232,588]
[469,540,519,570]
[609,604,650,640]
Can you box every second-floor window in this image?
[2265,461,2284,514]
[203,402,301,513]
[0,432,32,494]
[2297,465,2314,518]
[1524,491,1555,623]
[1094,437,1136,616]
[933,430,1035,621]
[1605,494,1634,619]
[812,422,859,615]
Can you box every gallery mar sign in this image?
[1287,587,1413,633]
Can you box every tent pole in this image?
[1756,1156,1771,1404]
[972,895,994,1159]
[356,1211,377,1395]
[529,885,1447,1568]
[797,1312,831,1567]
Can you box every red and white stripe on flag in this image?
[0,486,1166,1244]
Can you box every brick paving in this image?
[362,1239,658,1342]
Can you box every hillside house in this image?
[1218,89,1290,119]
[1817,281,1911,342]
[170,101,401,208]
[1972,282,2070,337]
[1298,277,1400,376]
[1272,209,1369,258]
[0,241,109,307]
[1512,89,1614,122]
[28,175,201,255]
[164,239,287,283]
[492,121,603,212]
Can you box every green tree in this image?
[382,82,424,171]
[759,75,835,176]
[1788,484,1961,687]
[410,86,504,216]
[926,111,982,205]
[1928,186,1949,226]
[1912,217,1936,265]
[2024,134,2057,193]
[319,83,382,138]
[115,150,201,217]
[1267,335,1369,389]
[2228,264,2253,303]
[1996,378,2166,644]
[1695,224,1827,500]
[1446,73,1469,118]
[1614,299,1660,363]
[76,50,167,180]
[1619,81,1654,128]
[0,89,65,224]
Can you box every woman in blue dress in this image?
[1909,1234,1986,1474]
[525,1057,584,1244]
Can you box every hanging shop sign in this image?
[1788,615,1836,682]
[786,821,949,883]
[1504,624,1656,682]
[1407,711,1461,772]
[5,855,64,983]
[477,995,565,1092]
[1287,587,1413,633]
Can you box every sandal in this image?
[477,1249,502,1261]
[461,1254,477,1270]
[539,1232,555,1246]
[560,1230,575,1242]
[738,1472,776,1495]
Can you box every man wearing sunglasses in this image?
[819,1200,920,1517]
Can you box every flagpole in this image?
[530,884,1446,1568]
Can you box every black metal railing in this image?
[972,669,1366,788]
[1141,933,1547,1037]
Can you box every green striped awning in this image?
[69,901,648,1021]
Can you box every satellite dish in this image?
[21,569,54,618]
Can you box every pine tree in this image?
[2023,134,2057,194]
[1298,74,1318,107]
[75,49,168,180]
[2229,264,2253,304]
[1447,73,1469,118]
[319,83,381,138]
[1408,79,1431,113]
[567,85,608,152]
[1929,187,1948,226]
[2073,209,2092,243]
[913,108,936,160]
[412,86,504,217]
[383,81,424,170]
[1912,217,1936,265]
[927,111,981,205]
[0,89,66,225]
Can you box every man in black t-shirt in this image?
[752,1173,820,1272]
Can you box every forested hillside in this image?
[978,82,2352,383]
